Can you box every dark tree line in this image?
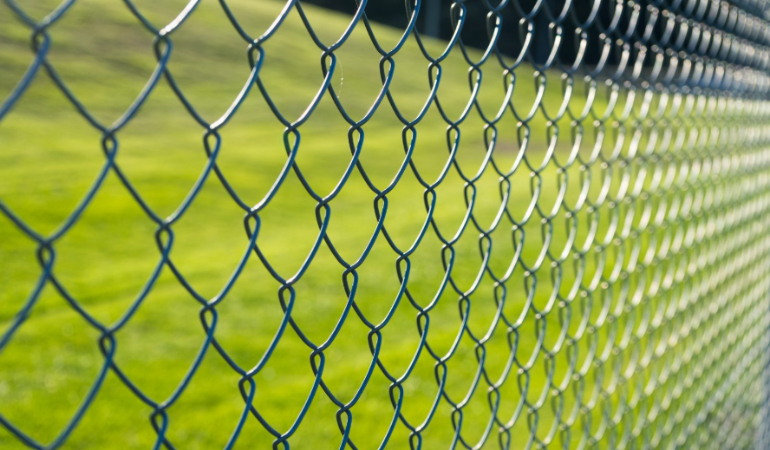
[300,0,655,67]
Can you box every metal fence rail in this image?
[1,0,770,449]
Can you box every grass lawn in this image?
[0,1,624,449]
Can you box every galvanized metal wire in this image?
[2,0,770,449]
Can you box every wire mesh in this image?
[1,0,770,449]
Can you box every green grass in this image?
[0,1,624,449]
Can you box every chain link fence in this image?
[1,0,770,448]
